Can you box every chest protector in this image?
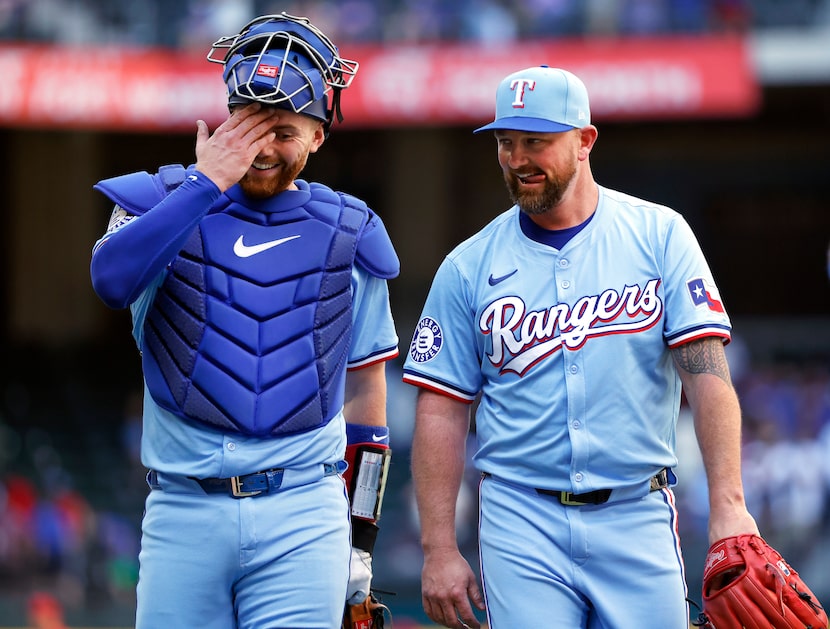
[98,164,398,437]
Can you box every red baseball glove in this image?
[694,534,827,629]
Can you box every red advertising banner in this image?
[0,36,759,132]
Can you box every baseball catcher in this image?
[693,534,827,629]
[90,10,401,629]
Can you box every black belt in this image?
[147,462,342,499]
[536,468,670,506]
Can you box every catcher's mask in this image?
[207,13,358,132]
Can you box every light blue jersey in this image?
[404,185,730,494]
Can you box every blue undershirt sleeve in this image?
[90,173,221,309]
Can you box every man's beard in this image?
[238,155,308,199]
[505,163,577,216]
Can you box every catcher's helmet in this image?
[207,13,358,130]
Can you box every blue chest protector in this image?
[96,165,398,437]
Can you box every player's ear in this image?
[309,121,326,153]
[578,125,599,159]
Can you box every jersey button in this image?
[561,280,571,289]
[227,442,237,451]
[574,473,584,482]
[572,420,581,429]
[569,365,579,374]
[559,259,569,268]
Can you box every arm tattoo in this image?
[672,337,732,385]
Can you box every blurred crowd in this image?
[1,0,829,50]
[1,353,829,623]
[0,389,144,624]
[675,358,830,553]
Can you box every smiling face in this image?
[236,107,326,198]
[494,129,583,216]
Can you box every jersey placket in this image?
[555,253,590,494]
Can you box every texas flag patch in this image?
[686,277,725,313]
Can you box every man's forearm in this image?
[411,391,470,553]
[674,337,757,539]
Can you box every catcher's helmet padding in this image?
[207,13,358,129]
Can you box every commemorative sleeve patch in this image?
[409,316,443,363]
[686,277,724,313]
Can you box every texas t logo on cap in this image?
[510,79,536,109]
[475,65,591,134]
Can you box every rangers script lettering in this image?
[482,279,663,375]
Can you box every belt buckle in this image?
[650,469,668,492]
[230,476,262,498]
[559,491,589,506]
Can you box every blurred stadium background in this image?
[1,0,829,627]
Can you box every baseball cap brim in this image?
[474,116,577,134]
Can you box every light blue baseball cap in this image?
[474,65,591,134]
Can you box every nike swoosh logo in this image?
[371,434,387,442]
[233,235,301,258]
[488,269,518,286]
